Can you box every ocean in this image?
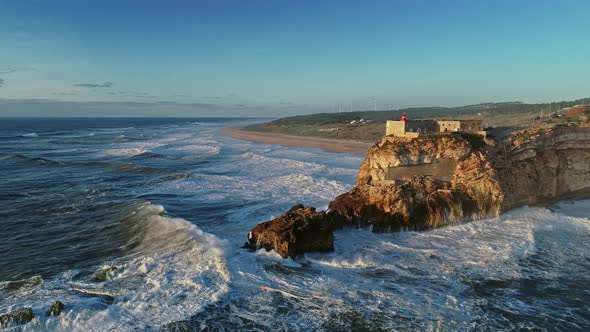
[0,118,588,331]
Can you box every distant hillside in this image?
[247,98,589,142]
[267,98,588,126]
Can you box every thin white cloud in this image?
[73,82,113,88]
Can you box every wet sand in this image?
[222,126,373,156]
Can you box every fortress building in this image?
[386,113,485,138]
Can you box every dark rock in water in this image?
[0,307,33,327]
[90,266,117,282]
[74,289,115,304]
[245,204,335,258]
[0,276,43,293]
[45,301,64,316]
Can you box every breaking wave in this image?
[3,118,588,331]
[0,203,230,331]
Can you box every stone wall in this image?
[459,120,484,133]
[405,120,438,134]
[437,120,461,132]
[386,119,484,137]
[385,121,405,136]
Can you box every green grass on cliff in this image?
[248,98,589,142]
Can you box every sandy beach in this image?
[223,126,373,155]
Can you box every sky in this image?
[0,0,589,117]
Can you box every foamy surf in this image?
[100,142,164,157]
[2,118,588,331]
[214,201,590,331]
[1,203,230,331]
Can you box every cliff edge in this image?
[497,125,590,209]
[246,123,590,257]
[330,133,503,232]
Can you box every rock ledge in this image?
[245,204,336,258]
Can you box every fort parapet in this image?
[385,119,485,137]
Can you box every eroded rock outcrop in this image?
[245,204,336,258]
[246,124,590,256]
[0,308,33,328]
[331,124,590,232]
[91,266,117,282]
[496,124,590,209]
[46,301,64,317]
[331,134,504,231]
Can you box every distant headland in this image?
[237,98,590,259]
[225,98,589,156]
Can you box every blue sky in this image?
[0,0,589,117]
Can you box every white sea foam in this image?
[51,132,96,139]
[219,202,590,330]
[21,133,39,138]
[163,172,350,211]
[6,119,589,330]
[238,151,360,179]
[239,152,325,173]
[100,142,164,157]
[101,148,148,156]
[4,203,230,332]
[169,145,221,155]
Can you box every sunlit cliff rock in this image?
[330,133,504,232]
[247,123,590,257]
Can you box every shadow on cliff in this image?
[245,124,590,258]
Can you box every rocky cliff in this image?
[331,124,590,232]
[496,125,590,209]
[244,204,337,258]
[330,133,504,232]
[246,123,590,257]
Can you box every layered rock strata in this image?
[331,133,504,232]
[496,125,590,209]
[247,124,590,257]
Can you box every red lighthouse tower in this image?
[400,112,407,121]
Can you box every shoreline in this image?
[222,126,373,155]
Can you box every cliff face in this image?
[246,124,590,257]
[330,124,590,232]
[496,125,590,209]
[356,135,473,186]
[330,134,505,232]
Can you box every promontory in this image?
[245,116,590,258]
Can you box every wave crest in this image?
[0,203,231,331]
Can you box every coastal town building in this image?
[386,113,485,137]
